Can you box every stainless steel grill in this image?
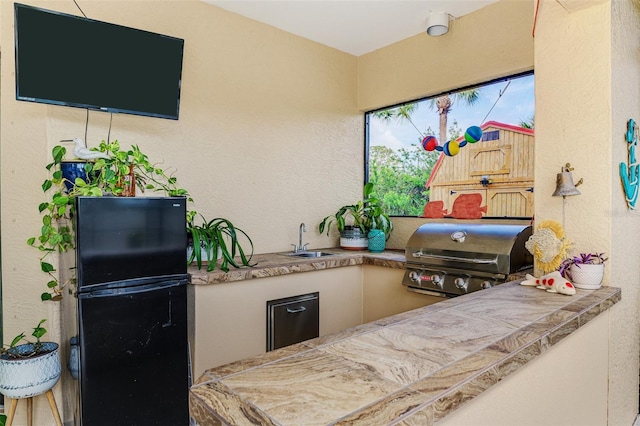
[402,220,533,297]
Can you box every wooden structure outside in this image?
[425,121,534,218]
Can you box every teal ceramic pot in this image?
[367,229,385,253]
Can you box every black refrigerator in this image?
[74,196,190,426]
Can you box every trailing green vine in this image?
[28,142,191,301]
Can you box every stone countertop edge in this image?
[189,282,621,426]
[187,248,407,285]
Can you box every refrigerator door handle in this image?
[162,299,174,328]
[79,279,185,298]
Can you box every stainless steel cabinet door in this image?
[267,292,319,351]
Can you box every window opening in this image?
[482,130,500,142]
[365,71,535,218]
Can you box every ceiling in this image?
[204,0,498,56]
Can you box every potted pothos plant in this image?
[30,140,257,301]
[28,141,191,301]
[558,252,608,290]
[318,182,393,251]
[187,214,255,272]
[0,320,62,400]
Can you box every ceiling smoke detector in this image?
[426,12,450,36]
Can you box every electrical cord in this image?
[73,0,87,18]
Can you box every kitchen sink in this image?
[286,251,334,258]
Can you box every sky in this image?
[369,73,535,152]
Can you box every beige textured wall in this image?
[1,0,359,422]
[534,0,612,255]
[535,0,640,424]
[610,0,640,422]
[357,0,534,112]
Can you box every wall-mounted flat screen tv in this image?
[14,3,184,120]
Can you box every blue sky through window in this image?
[369,73,535,151]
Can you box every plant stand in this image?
[0,341,62,426]
[5,389,62,426]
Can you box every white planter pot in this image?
[340,236,369,250]
[187,246,222,263]
[340,227,369,250]
[0,342,61,399]
[570,263,604,290]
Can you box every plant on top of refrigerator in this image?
[28,142,190,301]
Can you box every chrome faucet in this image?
[291,223,309,253]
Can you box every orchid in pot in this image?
[558,252,608,290]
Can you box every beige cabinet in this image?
[189,267,362,376]
[437,312,609,426]
[362,266,441,323]
[190,265,443,376]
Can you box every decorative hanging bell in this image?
[552,163,582,197]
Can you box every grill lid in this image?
[405,221,533,275]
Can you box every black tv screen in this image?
[14,3,184,120]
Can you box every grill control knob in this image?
[451,230,467,243]
[481,281,493,290]
[409,271,421,283]
[454,277,468,292]
[430,274,444,289]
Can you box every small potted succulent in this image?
[558,252,608,290]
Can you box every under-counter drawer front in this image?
[267,292,319,351]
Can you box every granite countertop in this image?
[190,280,621,425]
[187,248,406,285]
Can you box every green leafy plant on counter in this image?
[319,182,393,238]
[187,214,255,272]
